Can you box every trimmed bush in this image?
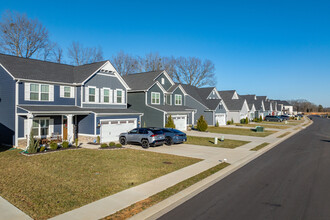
[240,118,246,124]
[196,115,208,131]
[259,116,263,121]
[215,120,219,127]
[165,115,176,128]
[245,117,249,124]
[109,142,116,147]
[49,142,58,150]
[62,141,69,148]
[101,143,108,148]
[97,136,100,144]
[115,143,122,148]
[39,146,45,152]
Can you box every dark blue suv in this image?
[161,128,187,145]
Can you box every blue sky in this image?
[1,0,329,106]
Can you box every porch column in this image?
[26,113,34,148]
[67,114,74,143]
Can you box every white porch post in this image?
[67,114,74,143]
[26,113,34,148]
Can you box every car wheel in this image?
[120,137,127,145]
[141,139,149,148]
[165,137,173,146]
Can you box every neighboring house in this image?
[257,96,273,116]
[279,100,293,115]
[123,70,195,131]
[0,53,143,148]
[239,95,259,120]
[219,90,249,123]
[181,85,227,126]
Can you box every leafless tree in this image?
[174,57,216,87]
[0,10,49,58]
[67,41,103,65]
[138,52,164,72]
[52,43,64,63]
[111,51,139,75]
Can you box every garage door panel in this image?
[101,119,137,143]
[172,115,187,131]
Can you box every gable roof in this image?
[123,70,165,91]
[218,90,236,100]
[198,87,215,99]
[0,53,107,84]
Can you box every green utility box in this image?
[255,126,264,132]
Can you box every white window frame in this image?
[103,88,110,103]
[151,92,160,105]
[175,94,182,105]
[60,86,74,98]
[161,78,165,85]
[29,83,52,101]
[116,89,124,104]
[31,118,52,138]
[89,87,96,103]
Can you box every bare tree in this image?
[174,57,216,87]
[111,51,139,75]
[52,43,64,63]
[67,41,103,65]
[138,52,164,72]
[0,10,49,58]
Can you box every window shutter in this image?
[95,88,99,103]
[100,88,104,103]
[71,87,74,98]
[122,90,125,104]
[114,90,117,103]
[49,85,54,101]
[49,119,54,136]
[25,83,30,101]
[110,89,113,103]
[85,87,89,103]
[60,86,64,97]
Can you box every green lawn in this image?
[0,148,200,220]
[207,126,276,137]
[186,136,249,148]
[250,143,270,151]
[234,123,290,129]
[104,162,230,220]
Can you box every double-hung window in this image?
[64,86,71,98]
[30,84,39,101]
[175,94,182,105]
[89,88,95,102]
[32,119,49,137]
[40,85,49,101]
[151,92,160,104]
[104,89,110,103]
[30,84,50,101]
[117,90,122,103]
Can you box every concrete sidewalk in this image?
[0,197,32,220]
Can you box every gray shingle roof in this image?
[264,101,271,110]
[218,90,245,111]
[123,70,164,91]
[0,53,107,84]
[218,90,236,100]
[197,87,214,100]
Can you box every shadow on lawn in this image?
[0,145,13,152]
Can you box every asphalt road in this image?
[159,116,330,220]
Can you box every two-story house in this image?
[181,85,228,126]
[0,54,143,148]
[123,70,195,130]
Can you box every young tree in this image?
[196,115,208,131]
[67,41,103,65]
[0,10,50,58]
[111,51,139,75]
[165,115,175,128]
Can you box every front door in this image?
[63,116,68,140]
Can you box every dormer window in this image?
[151,92,160,104]
[175,94,182,105]
[161,78,165,85]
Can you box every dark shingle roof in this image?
[197,87,215,100]
[123,70,164,91]
[0,53,107,84]
[264,101,271,110]
[204,99,222,110]
[218,90,236,100]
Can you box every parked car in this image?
[280,115,290,121]
[161,128,187,145]
[119,128,165,148]
[265,115,283,122]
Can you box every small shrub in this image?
[197,115,208,131]
[240,118,245,124]
[215,121,219,127]
[165,115,176,128]
[115,143,122,148]
[101,143,108,148]
[259,116,263,121]
[75,138,79,148]
[39,146,45,152]
[49,142,58,150]
[245,117,249,124]
[62,141,69,148]
[227,120,233,125]
[109,142,116,147]
[97,136,100,144]
[253,118,258,122]
[27,130,39,154]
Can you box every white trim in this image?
[27,83,53,102]
[95,112,144,116]
[97,73,117,77]
[94,114,97,136]
[15,81,19,146]
[147,81,167,94]
[207,88,221,99]
[86,86,97,103]
[18,78,78,86]
[151,92,161,105]
[82,102,126,105]
[30,117,52,138]
[170,84,188,96]
[154,70,175,86]
[174,94,182,105]
[100,118,138,143]
[78,133,97,137]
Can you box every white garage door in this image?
[101,119,137,143]
[172,115,187,131]
[215,114,226,126]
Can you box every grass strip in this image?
[207,126,276,137]
[103,162,230,220]
[234,123,290,130]
[186,136,249,149]
[277,132,291,138]
[250,143,270,151]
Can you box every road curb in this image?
[130,119,313,220]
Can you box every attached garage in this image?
[100,119,137,143]
[215,113,226,126]
[171,115,187,131]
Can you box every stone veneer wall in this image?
[78,135,96,143]
[17,139,27,149]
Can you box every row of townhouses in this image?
[0,54,293,148]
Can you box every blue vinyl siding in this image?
[77,113,95,135]
[155,72,172,91]
[95,115,140,135]
[172,87,185,106]
[17,107,28,114]
[53,116,62,134]
[18,116,25,138]
[0,66,15,145]
[147,84,164,105]
[76,86,81,106]
[19,83,76,105]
